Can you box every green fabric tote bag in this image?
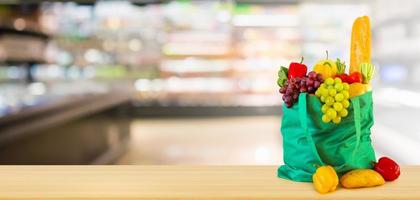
[277,91,376,182]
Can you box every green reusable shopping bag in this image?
[277,91,376,182]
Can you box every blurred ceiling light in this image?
[165,145,183,159]
[128,39,142,52]
[151,79,164,92]
[243,29,258,40]
[84,66,96,79]
[255,146,271,164]
[102,40,114,51]
[376,88,420,108]
[57,51,73,66]
[46,64,62,78]
[233,14,298,27]
[134,79,152,92]
[217,10,231,23]
[68,67,81,80]
[13,18,26,31]
[7,66,21,79]
[163,43,230,56]
[382,65,407,82]
[84,49,102,63]
[106,17,122,30]
[40,15,57,33]
[28,82,46,96]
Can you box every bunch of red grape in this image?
[279,71,324,108]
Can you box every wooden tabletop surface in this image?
[0,165,418,200]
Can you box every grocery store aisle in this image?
[117,116,283,165]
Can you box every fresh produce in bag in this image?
[276,16,398,194]
[277,89,375,182]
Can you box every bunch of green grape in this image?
[315,77,351,124]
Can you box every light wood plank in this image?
[0,166,418,200]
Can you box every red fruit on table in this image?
[374,157,401,181]
[288,57,307,79]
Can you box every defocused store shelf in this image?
[131,105,281,117]
[0,30,49,65]
[131,2,300,110]
[0,92,129,135]
[0,1,375,112]
[0,27,49,40]
[0,2,378,114]
[0,91,131,164]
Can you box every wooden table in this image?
[0,166,418,199]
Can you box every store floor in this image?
[117,111,420,165]
[117,116,283,165]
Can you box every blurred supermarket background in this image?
[0,0,419,165]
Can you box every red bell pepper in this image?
[288,57,307,79]
[347,72,362,84]
[374,157,400,181]
[335,74,350,83]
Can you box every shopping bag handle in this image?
[351,97,362,160]
[298,93,325,167]
[298,93,363,169]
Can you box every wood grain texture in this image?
[0,166,418,200]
